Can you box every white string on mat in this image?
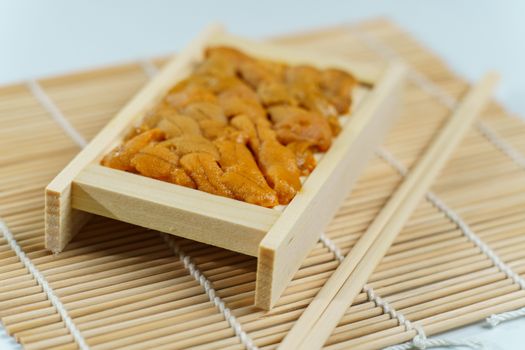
[376,147,408,176]
[26,79,88,148]
[384,329,482,350]
[486,307,525,327]
[319,232,345,262]
[0,220,90,350]
[363,285,414,331]
[476,120,525,169]
[161,234,259,350]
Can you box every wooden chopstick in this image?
[279,72,499,350]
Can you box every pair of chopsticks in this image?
[279,73,499,350]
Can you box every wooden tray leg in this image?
[46,181,91,253]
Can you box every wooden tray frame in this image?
[44,25,406,309]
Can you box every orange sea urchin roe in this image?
[215,140,278,207]
[101,45,356,207]
[131,144,195,188]
[102,129,165,171]
[268,105,332,152]
[180,152,233,198]
[287,141,317,176]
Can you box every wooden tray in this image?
[44,26,406,309]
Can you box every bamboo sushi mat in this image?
[1,18,525,350]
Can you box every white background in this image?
[0,1,524,349]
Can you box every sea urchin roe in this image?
[215,140,279,207]
[252,119,302,204]
[101,45,356,208]
[268,105,332,151]
[320,68,357,114]
[102,129,165,171]
[131,144,194,188]
[287,141,317,176]
[165,84,217,109]
[180,152,233,198]
[257,81,297,107]
[159,135,220,160]
[218,85,266,120]
[181,101,227,124]
[258,137,302,204]
[156,114,202,138]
